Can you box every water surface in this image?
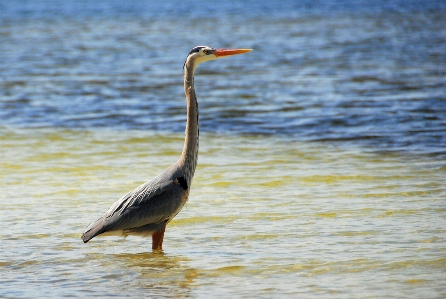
[1,129,445,297]
[1,0,445,298]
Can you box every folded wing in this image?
[81,176,188,243]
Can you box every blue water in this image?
[1,0,445,156]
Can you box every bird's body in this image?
[81,46,251,250]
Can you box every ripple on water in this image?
[0,128,445,297]
[1,1,446,296]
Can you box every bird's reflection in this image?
[110,251,198,297]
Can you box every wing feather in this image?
[82,174,187,243]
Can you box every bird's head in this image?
[184,46,252,71]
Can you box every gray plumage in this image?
[81,46,251,249]
[81,164,188,242]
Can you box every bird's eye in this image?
[203,49,208,55]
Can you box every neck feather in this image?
[179,58,199,184]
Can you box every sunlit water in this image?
[1,129,445,297]
[1,0,446,298]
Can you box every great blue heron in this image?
[81,46,252,250]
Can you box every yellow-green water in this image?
[1,128,445,297]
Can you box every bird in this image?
[81,46,252,250]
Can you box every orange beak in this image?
[214,48,253,57]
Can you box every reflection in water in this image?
[109,252,198,297]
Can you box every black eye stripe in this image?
[189,46,205,55]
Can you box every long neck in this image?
[179,58,199,185]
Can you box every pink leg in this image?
[152,223,166,250]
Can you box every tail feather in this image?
[81,216,106,243]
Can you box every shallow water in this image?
[1,129,445,298]
[1,0,446,298]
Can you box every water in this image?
[1,0,445,298]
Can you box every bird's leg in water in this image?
[152,223,166,250]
